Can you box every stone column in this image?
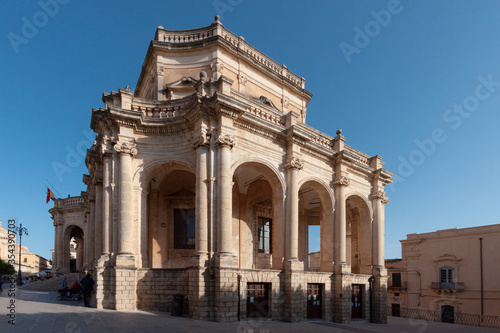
[372,189,389,323]
[334,176,349,264]
[372,190,387,268]
[149,190,159,268]
[285,157,303,261]
[55,218,63,272]
[102,153,112,255]
[284,157,305,322]
[333,175,351,323]
[193,133,210,259]
[88,198,95,264]
[94,180,103,259]
[215,134,235,258]
[138,188,148,268]
[113,141,138,311]
[114,141,137,258]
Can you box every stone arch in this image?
[232,160,285,270]
[145,162,197,269]
[345,193,372,274]
[62,224,84,273]
[134,158,196,189]
[298,178,335,272]
[231,157,286,200]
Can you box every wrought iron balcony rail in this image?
[430,282,465,291]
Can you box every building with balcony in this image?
[49,17,394,323]
[386,224,500,320]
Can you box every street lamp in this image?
[15,223,29,286]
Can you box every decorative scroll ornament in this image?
[373,190,389,204]
[216,134,235,149]
[100,138,114,156]
[333,176,350,187]
[191,132,211,150]
[114,141,138,157]
[157,65,164,77]
[211,61,224,76]
[282,98,290,109]
[285,157,304,170]
[238,73,248,86]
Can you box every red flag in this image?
[46,188,55,203]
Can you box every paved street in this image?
[1,288,498,333]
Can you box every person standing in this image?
[80,273,95,307]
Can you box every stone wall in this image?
[136,268,189,313]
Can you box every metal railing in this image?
[388,306,500,329]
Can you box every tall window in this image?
[392,273,402,287]
[439,267,454,289]
[257,217,272,253]
[440,267,453,283]
[174,208,195,249]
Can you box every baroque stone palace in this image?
[50,17,393,323]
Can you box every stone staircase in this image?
[21,273,80,291]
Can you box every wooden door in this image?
[351,284,363,319]
[307,283,322,319]
[247,283,269,318]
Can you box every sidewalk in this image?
[0,288,498,332]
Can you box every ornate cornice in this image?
[114,141,138,157]
[285,157,304,170]
[233,120,285,144]
[216,134,235,149]
[334,176,350,187]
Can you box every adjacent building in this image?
[50,17,394,323]
[0,222,51,275]
[387,224,500,321]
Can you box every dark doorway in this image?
[351,284,363,319]
[307,283,322,319]
[441,305,454,323]
[247,283,269,318]
[391,303,401,317]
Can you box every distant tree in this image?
[0,260,15,275]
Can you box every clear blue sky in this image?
[1,1,499,262]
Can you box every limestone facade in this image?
[386,224,500,317]
[0,222,51,275]
[50,17,393,323]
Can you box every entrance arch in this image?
[147,168,197,268]
[62,225,84,273]
[232,160,285,270]
[298,179,334,272]
[345,194,371,274]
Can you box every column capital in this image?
[100,137,115,157]
[191,131,211,150]
[372,189,389,204]
[216,134,235,149]
[114,141,137,157]
[334,175,350,187]
[285,157,304,170]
